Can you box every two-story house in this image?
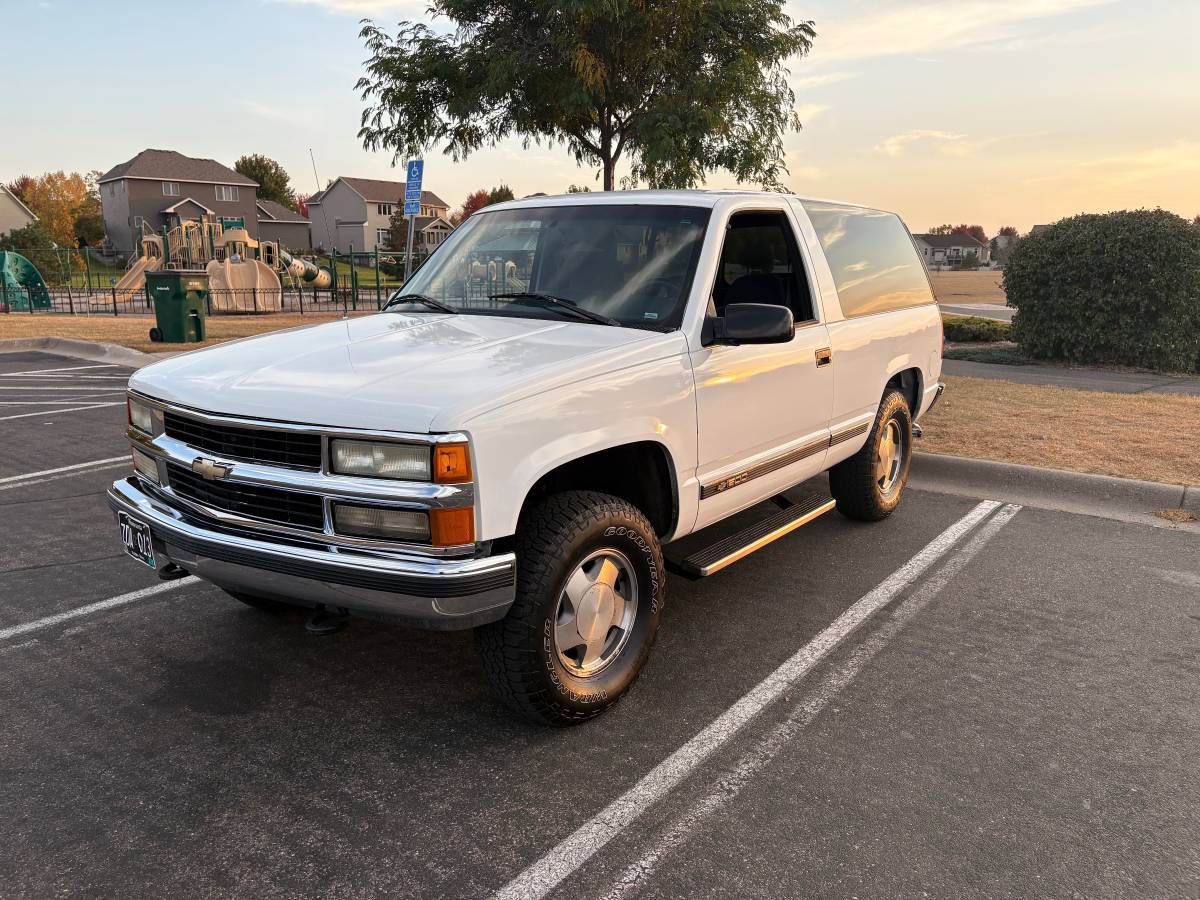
[306,176,453,254]
[913,233,990,268]
[98,149,259,253]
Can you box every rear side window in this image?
[801,201,933,317]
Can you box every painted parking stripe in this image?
[0,461,130,494]
[0,578,199,643]
[0,456,129,485]
[0,402,125,421]
[1,364,118,376]
[0,386,128,391]
[599,503,1024,900]
[493,499,1002,900]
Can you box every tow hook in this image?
[305,604,350,635]
[157,563,190,581]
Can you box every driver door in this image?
[689,207,833,530]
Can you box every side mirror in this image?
[707,303,794,346]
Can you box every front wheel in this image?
[475,491,665,725]
[829,388,913,521]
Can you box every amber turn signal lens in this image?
[433,443,472,484]
[430,507,475,546]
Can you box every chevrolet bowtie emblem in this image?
[191,457,232,481]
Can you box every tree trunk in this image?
[602,156,615,191]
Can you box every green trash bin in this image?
[147,270,208,343]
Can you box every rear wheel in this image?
[829,388,913,521]
[475,491,665,725]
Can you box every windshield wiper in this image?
[383,293,458,314]
[488,292,620,327]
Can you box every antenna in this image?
[310,148,334,260]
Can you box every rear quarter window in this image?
[801,201,934,317]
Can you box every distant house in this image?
[0,184,37,235]
[1029,224,1051,236]
[307,176,453,254]
[256,199,311,251]
[913,233,989,268]
[98,149,259,252]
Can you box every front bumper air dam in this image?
[106,477,516,630]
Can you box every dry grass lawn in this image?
[922,375,1200,485]
[0,313,367,354]
[929,270,1006,305]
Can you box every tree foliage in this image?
[487,184,515,205]
[460,189,490,222]
[357,1,815,191]
[1004,209,1200,372]
[950,223,987,244]
[0,221,54,251]
[5,175,34,206]
[567,184,592,193]
[998,225,1018,237]
[72,170,105,247]
[234,154,297,210]
[928,224,953,235]
[22,172,93,246]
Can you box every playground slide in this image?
[279,249,332,289]
[0,250,51,311]
[205,258,283,312]
[113,254,160,301]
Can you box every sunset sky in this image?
[4,0,1197,235]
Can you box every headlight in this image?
[333,504,430,542]
[128,398,154,435]
[131,447,160,483]
[330,439,431,480]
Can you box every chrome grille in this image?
[166,462,325,530]
[163,411,322,470]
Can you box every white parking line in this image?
[0,402,125,421]
[0,386,127,391]
[0,457,129,485]
[0,578,199,643]
[1,364,118,376]
[599,503,1023,900]
[0,461,129,493]
[493,499,1002,900]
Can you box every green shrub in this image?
[942,315,1011,342]
[1004,209,1200,372]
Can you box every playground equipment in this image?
[112,233,164,301]
[206,228,282,312]
[0,250,51,311]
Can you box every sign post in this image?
[402,159,423,283]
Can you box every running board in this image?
[673,493,837,578]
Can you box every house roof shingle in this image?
[314,176,447,210]
[98,149,257,186]
[914,233,985,249]
[256,199,308,223]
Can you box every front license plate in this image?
[118,512,156,568]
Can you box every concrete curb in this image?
[912,452,1199,531]
[0,337,171,370]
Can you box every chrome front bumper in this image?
[107,477,516,630]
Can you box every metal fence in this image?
[0,283,404,317]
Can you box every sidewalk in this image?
[939,302,1015,322]
[943,358,1200,396]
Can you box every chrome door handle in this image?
[815,348,833,367]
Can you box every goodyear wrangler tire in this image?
[475,491,666,726]
[829,388,913,522]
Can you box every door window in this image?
[712,211,815,323]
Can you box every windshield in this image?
[396,204,711,330]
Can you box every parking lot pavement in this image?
[1,356,1196,899]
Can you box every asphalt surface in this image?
[943,358,1200,397]
[2,351,1197,899]
[939,302,1016,322]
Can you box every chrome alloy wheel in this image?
[876,418,905,496]
[552,548,638,677]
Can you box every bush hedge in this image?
[1004,209,1200,372]
[942,315,1011,342]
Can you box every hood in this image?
[129,313,674,433]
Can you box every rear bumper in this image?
[107,477,516,630]
[919,381,946,419]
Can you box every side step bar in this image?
[673,493,837,578]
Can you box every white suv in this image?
[111,190,944,725]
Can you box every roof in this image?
[98,149,257,186]
[415,215,453,231]
[310,176,448,209]
[0,184,37,221]
[256,199,308,223]
[913,233,985,249]
[1029,224,1051,235]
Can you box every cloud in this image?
[790,71,858,90]
[809,0,1115,61]
[794,103,829,123]
[242,100,294,122]
[874,129,967,157]
[1032,140,1200,187]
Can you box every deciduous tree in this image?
[951,224,988,244]
[486,185,514,205]
[357,1,815,191]
[459,189,490,222]
[998,225,1018,236]
[22,171,91,246]
[234,154,297,210]
[5,175,34,206]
